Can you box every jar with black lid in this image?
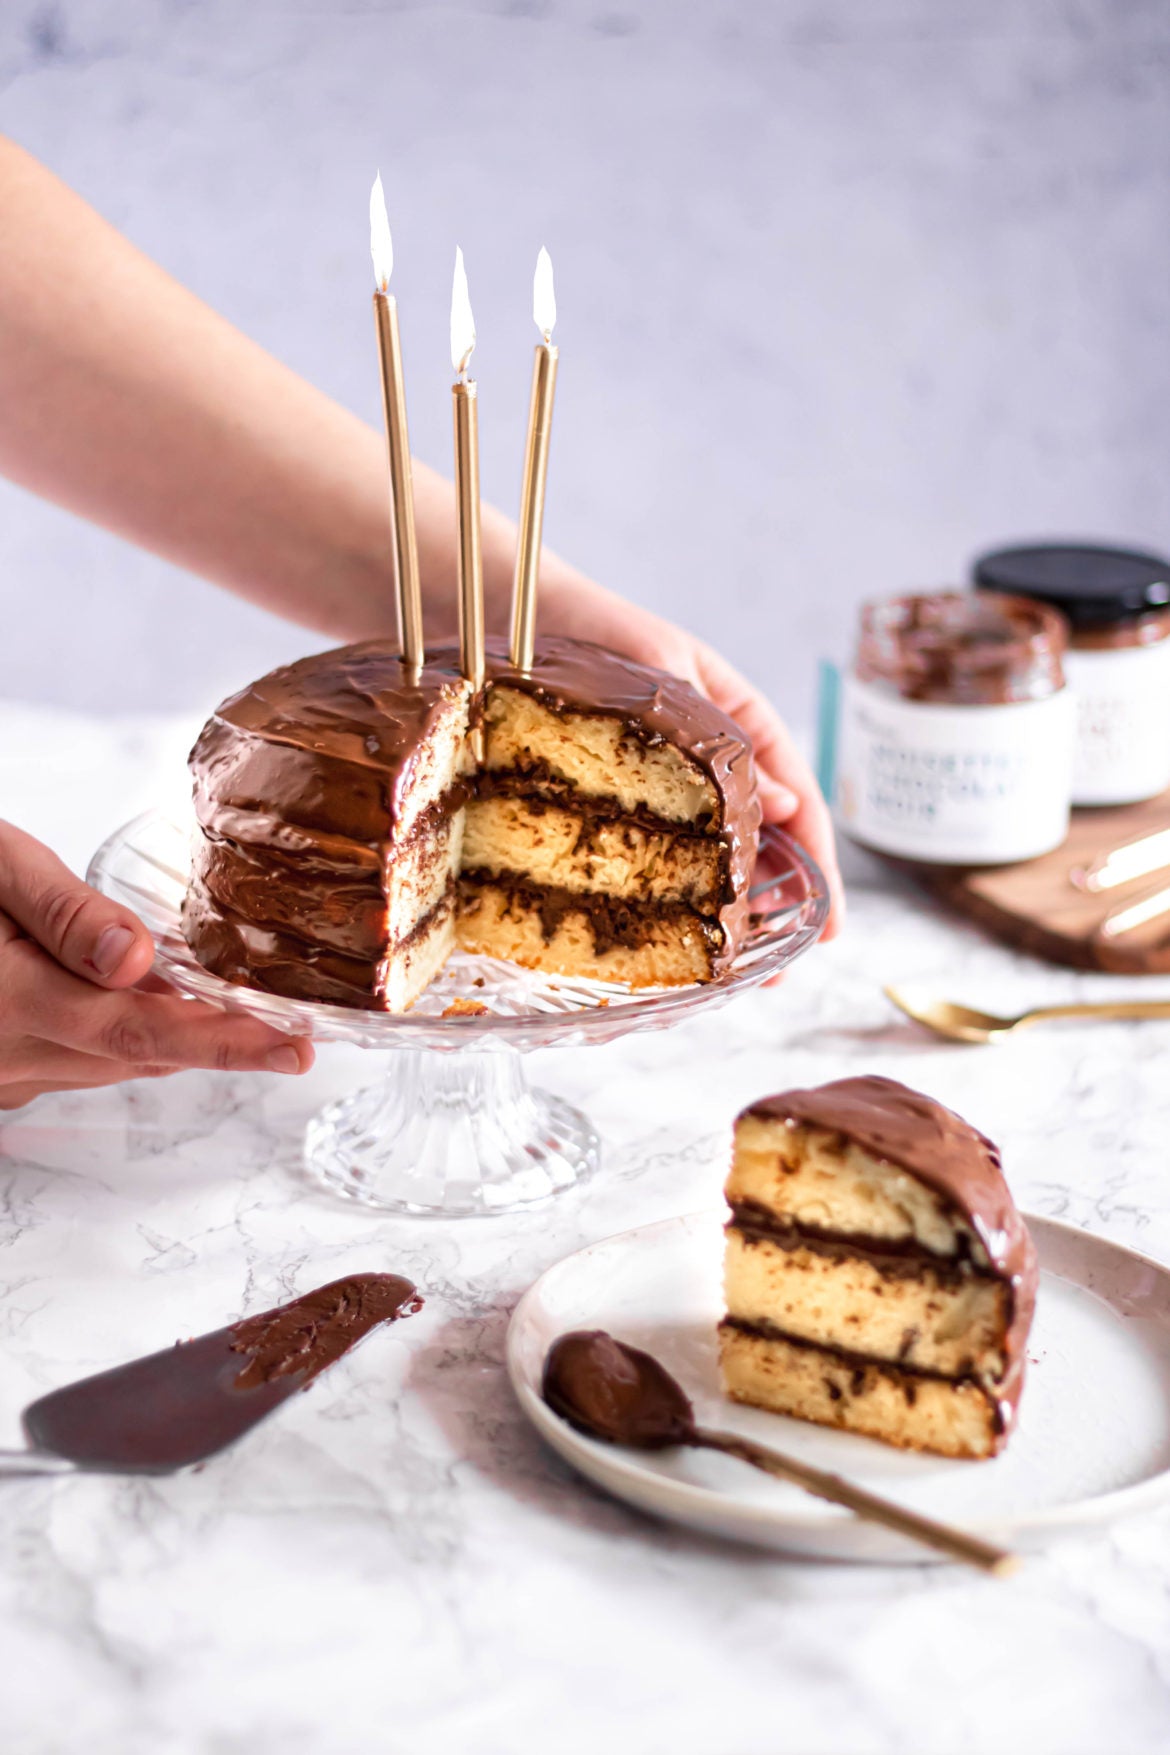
[974,543,1170,806]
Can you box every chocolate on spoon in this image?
[542,1330,1019,1576]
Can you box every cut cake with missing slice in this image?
[719,1076,1037,1459]
[183,635,760,1010]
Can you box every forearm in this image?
[0,137,522,645]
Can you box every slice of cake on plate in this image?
[719,1076,1036,1459]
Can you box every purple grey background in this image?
[1,0,1167,734]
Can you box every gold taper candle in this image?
[509,246,559,671]
[370,173,424,672]
[450,248,485,711]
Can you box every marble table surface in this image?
[2,702,1170,1755]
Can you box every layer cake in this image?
[183,636,760,1010]
[719,1076,1036,1458]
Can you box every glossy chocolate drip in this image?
[183,878,457,1008]
[185,634,759,1003]
[744,1076,1037,1433]
[230,1273,422,1389]
[193,647,470,842]
[542,1330,696,1448]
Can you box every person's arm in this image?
[0,137,841,927]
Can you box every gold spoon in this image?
[886,985,1170,1045]
[543,1330,1018,1575]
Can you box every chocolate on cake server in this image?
[0,1274,421,1477]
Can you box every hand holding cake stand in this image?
[87,813,827,1217]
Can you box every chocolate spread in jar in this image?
[835,589,1074,865]
[855,590,1068,706]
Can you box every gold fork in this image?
[886,985,1170,1045]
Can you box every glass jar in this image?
[836,590,1074,864]
[974,543,1170,806]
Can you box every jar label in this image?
[1064,644,1170,806]
[835,675,1074,863]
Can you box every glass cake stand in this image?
[88,813,828,1217]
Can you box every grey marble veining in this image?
[1,0,1168,733]
[1,704,1170,1753]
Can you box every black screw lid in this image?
[972,542,1170,630]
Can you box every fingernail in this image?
[267,1045,302,1075]
[91,924,136,976]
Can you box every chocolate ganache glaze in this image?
[230,1273,422,1389]
[542,1330,695,1448]
[855,589,1067,706]
[185,634,760,1005]
[190,644,469,846]
[745,1075,1038,1432]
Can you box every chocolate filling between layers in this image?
[468,772,734,911]
[727,1202,1001,1285]
[483,641,759,967]
[718,1315,1008,1431]
[474,764,722,834]
[457,868,725,958]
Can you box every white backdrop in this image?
[1,0,1167,732]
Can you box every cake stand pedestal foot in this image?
[303,1047,599,1216]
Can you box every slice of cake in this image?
[457,641,759,987]
[183,635,760,1010]
[719,1077,1036,1459]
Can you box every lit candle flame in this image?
[533,246,556,340]
[370,172,394,292]
[450,246,476,377]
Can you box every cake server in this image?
[543,1331,1019,1576]
[0,1273,421,1478]
[886,985,1170,1045]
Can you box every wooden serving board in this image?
[884,788,1170,973]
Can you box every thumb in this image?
[0,819,156,988]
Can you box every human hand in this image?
[538,572,844,937]
[0,820,314,1112]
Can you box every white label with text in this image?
[836,675,1074,864]
[1064,643,1170,806]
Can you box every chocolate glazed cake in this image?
[183,635,760,1011]
[719,1077,1037,1459]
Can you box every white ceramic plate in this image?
[507,1211,1170,1563]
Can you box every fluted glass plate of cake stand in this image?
[88,812,828,1217]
